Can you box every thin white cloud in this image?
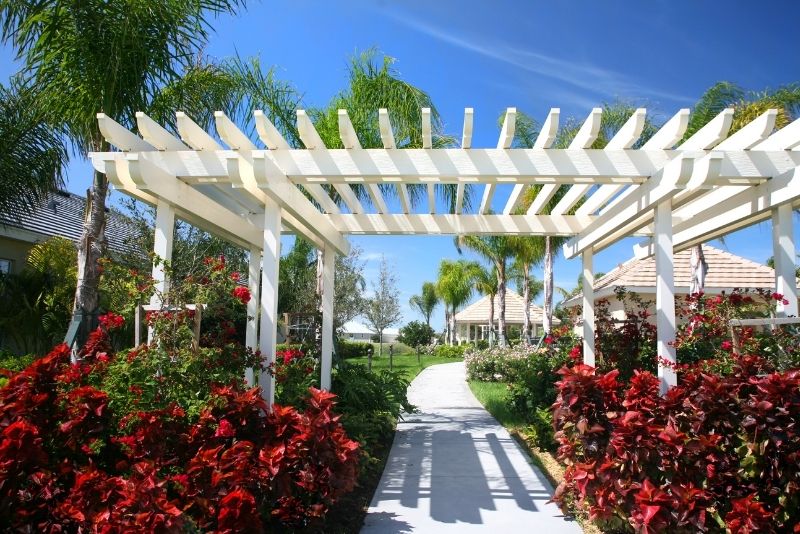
[387,12,694,107]
[362,252,390,262]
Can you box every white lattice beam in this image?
[456,107,473,214]
[563,155,701,259]
[505,108,559,215]
[378,108,411,214]
[328,213,607,235]
[480,108,516,214]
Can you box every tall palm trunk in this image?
[449,305,457,345]
[522,265,532,344]
[497,261,507,347]
[488,292,495,348]
[543,237,553,334]
[72,167,108,345]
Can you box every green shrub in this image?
[332,364,413,476]
[0,350,35,373]
[505,348,571,419]
[335,340,373,359]
[332,364,412,444]
[521,407,556,451]
[428,344,467,358]
[397,321,435,351]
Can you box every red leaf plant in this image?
[0,307,360,531]
[551,357,800,532]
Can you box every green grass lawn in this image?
[345,348,461,383]
[468,380,527,428]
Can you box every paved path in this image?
[361,361,582,533]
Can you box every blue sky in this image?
[2,1,799,330]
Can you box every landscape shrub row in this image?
[0,257,367,532]
[552,359,800,533]
[336,340,374,359]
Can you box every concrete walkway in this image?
[361,361,582,533]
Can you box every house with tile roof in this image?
[0,190,139,275]
[453,288,559,344]
[562,245,800,321]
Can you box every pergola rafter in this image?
[89,105,800,403]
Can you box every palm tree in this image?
[409,281,440,327]
[456,235,516,346]
[473,265,499,347]
[1,0,249,342]
[683,82,800,291]
[509,236,545,344]
[436,259,481,345]
[514,103,658,334]
[0,81,67,216]
[309,51,464,212]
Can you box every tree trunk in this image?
[71,168,109,347]
[449,305,457,346]
[497,262,507,347]
[523,266,531,344]
[444,310,450,345]
[488,292,495,348]
[378,330,383,358]
[543,237,553,334]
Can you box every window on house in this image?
[0,259,10,274]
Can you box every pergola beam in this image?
[563,156,699,259]
[479,108,516,214]
[328,213,603,235]
[507,108,559,215]
[456,108,473,214]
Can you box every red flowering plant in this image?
[674,288,800,374]
[270,346,320,407]
[551,356,800,532]
[0,269,361,531]
[594,287,658,381]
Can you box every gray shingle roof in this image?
[0,190,139,256]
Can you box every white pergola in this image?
[89,105,800,401]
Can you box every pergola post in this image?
[245,247,261,386]
[772,204,798,317]
[582,250,596,366]
[151,199,175,305]
[655,200,677,393]
[259,198,282,408]
[320,246,335,390]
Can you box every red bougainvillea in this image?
[232,285,251,305]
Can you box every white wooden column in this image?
[259,199,281,408]
[655,200,677,393]
[151,199,175,305]
[582,250,596,366]
[772,204,798,317]
[245,247,261,386]
[320,246,335,390]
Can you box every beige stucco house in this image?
[562,245,799,320]
[453,289,559,344]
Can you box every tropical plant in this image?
[0,0,251,342]
[436,259,481,345]
[0,238,76,354]
[310,51,462,211]
[682,82,800,288]
[409,281,440,327]
[456,235,516,346]
[0,80,66,216]
[514,103,657,333]
[473,264,499,346]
